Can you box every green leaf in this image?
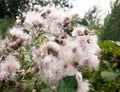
[99,40,120,60]
[103,60,111,68]
[57,76,77,92]
[101,71,119,81]
[41,88,53,92]
[99,40,117,51]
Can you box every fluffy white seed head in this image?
[9,27,24,38]
[77,80,89,92]
[23,11,44,30]
[34,5,41,12]
[76,72,89,92]
[0,55,20,80]
[40,41,60,56]
[39,55,61,86]
[72,27,89,37]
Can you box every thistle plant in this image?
[0,1,100,92]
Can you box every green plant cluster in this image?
[100,0,120,41]
[99,40,120,62]
[0,18,14,39]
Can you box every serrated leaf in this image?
[57,76,77,92]
[101,71,119,81]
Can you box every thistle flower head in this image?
[33,5,41,12]
[0,55,20,80]
[72,27,89,37]
[39,55,60,86]
[40,41,60,56]
[9,27,24,39]
[55,33,69,45]
[23,11,44,29]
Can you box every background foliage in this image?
[100,0,120,41]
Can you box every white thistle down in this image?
[0,55,20,80]
[33,5,41,12]
[76,72,89,92]
[20,4,72,35]
[9,27,24,38]
[33,26,100,92]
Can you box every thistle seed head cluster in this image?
[0,3,100,92]
[34,26,100,91]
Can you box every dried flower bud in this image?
[17,84,24,90]
[63,62,68,68]
[9,27,24,39]
[47,9,52,14]
[55,33,68,45]
[34,5,40,12]
[84,29,89,35]
[40,41,60,56]
[23,28,29,34]
[30,67,39,74]
[72,61,79,68]
[7,80,16,88]
[63,17,70,27]
[32,89,36,92]
[4,38,9,48]
[20,71,26,77]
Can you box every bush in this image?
[0,17,14,39]
[1,1,119,92]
